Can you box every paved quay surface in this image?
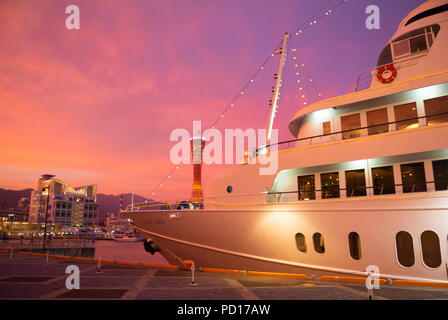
[1,252,447,300]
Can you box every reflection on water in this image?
[94,240,168,265]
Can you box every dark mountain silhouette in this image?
[0,188,155,220]
[0,188,33,209]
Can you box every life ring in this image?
[377,64,397,83]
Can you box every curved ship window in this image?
[226,185,232,193]
[404,2,448,26]
[395,231,415,267]
[421,231,442,268]
[348,232,362,260]
[295,233,307,253]
[313,233,325,254]
[377,44,392,67]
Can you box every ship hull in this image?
[124,193,448,283]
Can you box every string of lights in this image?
[147,0,350,199]
[291,49,322,106]
[292,0,349,37]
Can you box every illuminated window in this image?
[432,159,448,191]
[421,230,441,268]
[424,95,448,125]
[396,231,415,267]
[348,232,362,260]
[341,113,362,140]
[321,172,340,199]
[372,166,395,195]
[345,169,367,197]
[394,102,419,130]
[297,175,315,200]
[322,121,331,135]
[313,233,325,254]
[295,233,307,253]
[367,108,389,135]
[400,162,427,193]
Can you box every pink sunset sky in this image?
[0,0,426,200]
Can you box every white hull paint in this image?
[124,0,448,284]
[125,192,448,283]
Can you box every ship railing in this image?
[124,201,203,211]
[354,53,429,92]
[268,181,445,203]
[0,238,95,250]
[259,110,448,153]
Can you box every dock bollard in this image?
[9,248,14,260]
[46,250,49,264]
[96,256,102,273]
[184,260,198,286]
[368,288,373,300]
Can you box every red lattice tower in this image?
[119,194,123,217]
[190,137,205,203]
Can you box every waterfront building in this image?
[28,174,100,227]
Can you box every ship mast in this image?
[266,32,289,148]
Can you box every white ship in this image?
[124,0,448,283]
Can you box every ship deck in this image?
[1,251,447,301]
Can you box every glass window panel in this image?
[367,108,389,135]
[400,162,427,193]
[421,231,441,268]
[427,32,433,47]
[322,121,331,135]
[410,35,427,53]
[396,231,415,267]
[372,166,395,195]
[393,40,410,57]
[313,233,325,254]
[348,232,362,260]
[424,95,448,125]
[297,175,315,200]
[394,102,419,130]
[321,172,340,199]
[432,159,448,191]
[341,113,362,140]
[345,169,367,197]
[295,233,307,253]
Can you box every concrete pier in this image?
[0,251,447,300]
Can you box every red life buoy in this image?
[377,64,397,83]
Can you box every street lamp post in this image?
[42,186,50,251]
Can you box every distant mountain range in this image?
[0,188,155,220]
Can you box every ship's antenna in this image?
[131,187,134,211]
[266,32,289,148]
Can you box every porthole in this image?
[421,230,441,268]
[313,232,325,254]
[395,231,415,267]
[295,233,307,253]
[226,185,233,193]
[348,232,362,260]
